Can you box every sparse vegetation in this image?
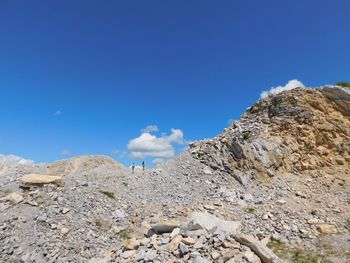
[243,131,252,140]
[336,81,350,88]
[267,240,286,255]
[100,190,115,199]
[291,249,329,263]
[122,182,128,187]
[116,229,130,239]
[245,207,256,213]
[267,241,330,263]
[345,218,350,232]
[95,218,110,230]
[95,219,103,228]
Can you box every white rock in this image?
[188,212,240,235]
[6,192,24,204]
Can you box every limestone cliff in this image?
[189,86,350,184]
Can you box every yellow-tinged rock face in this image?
[21,173,63,185]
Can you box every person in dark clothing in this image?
[132,163,135,174]
[142,161,145,171]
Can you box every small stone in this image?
[121,250,136,259]
[140,238,150,246]
[277,199,286,205]
[179,242,189,255]
[317,224,337,234]
[193,256,211,263]
[262,214,269,220]
[211,251,220,260]
[62,208,70,214]
[307,218,318,225]
[124,238,140,250]
[222,241,236,248]
[203,167,213,175]
[182,237,196,245]
[6,192,24,204]
[60,227,70,235]
[170,228,180,239]
[244,251,256,261]
[203,205,215,211]
[193,242,204,249]
[168,235,182,252]
[144,250,157,261]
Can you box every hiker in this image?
[132,163,135,174]
[142,161,145,171]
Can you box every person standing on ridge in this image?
[132,163,135,174]
[142,161,145,172]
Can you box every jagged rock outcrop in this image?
[189,86,350,184]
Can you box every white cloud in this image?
[127,128,185,160]
[0,154,35,166]
[260,79,305,99]
[141,125,159,133]
[54,110,62,116]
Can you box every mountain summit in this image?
[189,86,350,184]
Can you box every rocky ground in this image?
[0,86,349,262]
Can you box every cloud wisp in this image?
[260,79,305,99]
[54,110,62,116]
[127,126,185,162]
[141,125,159,133]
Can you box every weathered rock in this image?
[21,174,63,185]
[168,235,182,252]
[188,212,240,235]
[317,224,338,234]
[124,238,140,250]
[144,250,157,261]
[149,223,179,235]
[5,192,24,204]
[193,256,211,263]
[234,233,282,263]
[121,250,136,259]
[182,237,196,245]
[60,227,70,235]
[211,251,220,260]
[179,242,189,255]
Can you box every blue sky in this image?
[0,1,349,166]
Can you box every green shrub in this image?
[336,81,350,87]
[117,229,130,239]
[95,219,103,228]
[243,131,252,140]
[100,190,115,199]
[245,207,256,213]
[345,218,350,232]
[292,250,329,263]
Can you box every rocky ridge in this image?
[189,86,350,183]
[0,85,349,263]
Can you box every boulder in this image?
[148,222,179,235]
[188,212,240,235]
[234,233,282,263]
[21,174,63,185]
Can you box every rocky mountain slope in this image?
[0,86,349,263]
[190,86,350,183]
